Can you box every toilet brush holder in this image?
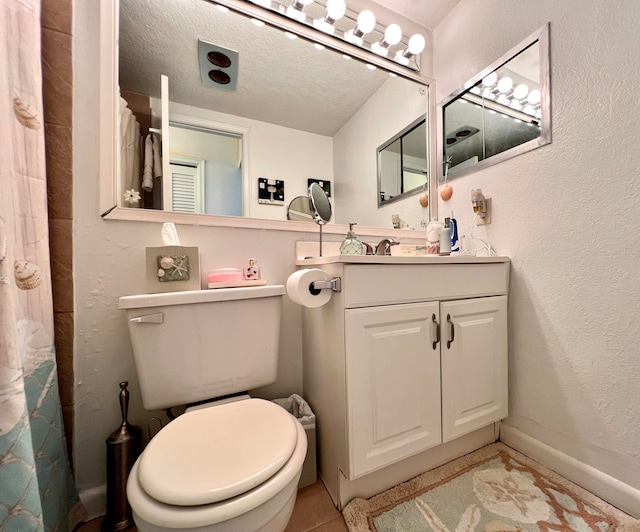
[101,382,142,532]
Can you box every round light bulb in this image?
[384,24,402,46]
[481,72,497,87]
[408,34,425,55]
[326,0,346,20]
[357,10,376,34]
[527,89,541,104]
[497,76,513,94]
[512,83,529,100]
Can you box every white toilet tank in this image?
[119,286,285,410]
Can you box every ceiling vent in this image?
[198,39,239,91]
[446,125,480,146]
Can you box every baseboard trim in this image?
[78,484,107,521]
[500,424,640,518]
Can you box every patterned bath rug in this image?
[342,443,640,531]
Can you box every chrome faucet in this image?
[362,242,374,255]
[375,238,399,255]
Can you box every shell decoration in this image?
[14,260,42,290]
[439,184,453,201]
[13,97,42,130]
[160,256,174,269]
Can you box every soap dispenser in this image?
[340,223,364,255]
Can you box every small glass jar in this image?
[243,258,261,280]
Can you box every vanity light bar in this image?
[245,0,425,71]
[462,92,541,124]
[475,70,542,118]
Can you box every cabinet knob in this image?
[432,314,440,350]
[447,313,455,348]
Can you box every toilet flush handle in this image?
[129,312,164,324]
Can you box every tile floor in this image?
[76,480,347,532]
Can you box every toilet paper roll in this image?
[286,269,332,308]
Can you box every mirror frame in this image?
[98,0,438,238]
[377,115,427,207]
[436,23,551,182]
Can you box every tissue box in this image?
[145,246,200,293]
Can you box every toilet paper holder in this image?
[309,277,341,294]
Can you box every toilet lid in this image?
[137,398,298,506]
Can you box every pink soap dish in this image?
[208,279,267,289]
[207,268,243,283]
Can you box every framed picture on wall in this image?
[308,179,331,197]
[258,178,285,205]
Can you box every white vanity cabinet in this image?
[345,295,507,479]
[297,255,509,508]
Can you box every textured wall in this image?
[433,0,640,490]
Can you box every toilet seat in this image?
[127,404,307,530]
[138,399,298,506]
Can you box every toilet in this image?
[118,286,307,532]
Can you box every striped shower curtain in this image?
[0,0,84,529]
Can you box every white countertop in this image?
[295,255,510,266]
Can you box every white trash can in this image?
[273,394,317,489]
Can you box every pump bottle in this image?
[340,223,364,255]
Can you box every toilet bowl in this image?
[126,398,307,531]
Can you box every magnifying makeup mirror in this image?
[286,196,314,221]
[308,182,332,257]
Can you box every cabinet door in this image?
[441,295,508,442]
[345,302,441,479]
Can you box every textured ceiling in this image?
[371,0,460,30]
[120,0,434,136]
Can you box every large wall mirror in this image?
[102,0,435,234]
[438,24,550,181]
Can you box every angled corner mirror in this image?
[439,24,550,181]
[377,116,427,206]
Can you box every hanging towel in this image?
[119,97,142,205]
[142,133,154,191]
[133,121,141,192]
[152,133,162,179]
